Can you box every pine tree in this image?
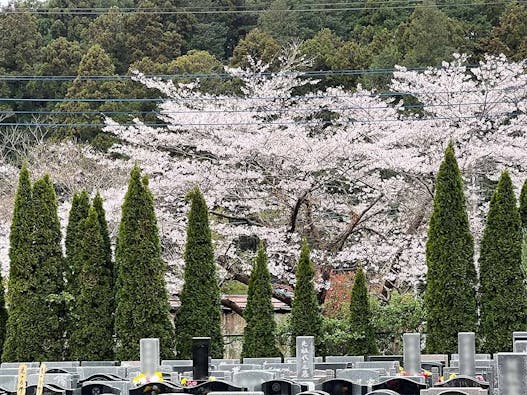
[479,171,527,353]
[2,165,33,362]
[290,239,323,355]
[425,142,478,353]
[30,175,65,361]
[175,187,224,359]
[241,242,279,358]
[349,266,377,356]
[69,206,114,360]
[114,165,175,360]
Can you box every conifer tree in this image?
[290,239,323,355]
[30,175,65,361]
[241,242,279,358]
[69,206,114,360]
[425,142,478,353]
[479,171,527,353]
[114,165,175,360]
[65,190,90,298]
[175,187,224,358]
[349,266,377,355]
[2,164,33,362]
[92,192,113,280]
[519,180,527,273]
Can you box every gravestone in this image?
[512,332,527,350]
[403,333,421,376]
[25,385,65,395]
[129,382,181,395]
[232,371,275,391]
[364,391,399,395]
[80,361,118,367]
[497,353,527,395]
[243,358,282,365]
[185,380,244,395]
[513,340,527,353]
[318,379,367,395]
[262,379,303,395]
[335,369,380,385]
[0,376,18,392]
[192,337,210,380]
[435,376,489,389]
[458,332,475,377]
[296,337,314,380]
[81,383,121,395]
[371,378,425,395]
[140,338,160,376]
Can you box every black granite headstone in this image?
[81,383,121,395]
[184,380,244,395]
[192,337,210,381]
[318,379,368,395]
[129,382,183,395]
[434,375,489,389]
[262,379,303,395]
[371,377,426,395]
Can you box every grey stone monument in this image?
[458,332,476,377]
[403,333,421,376]
[139,338,160,376]
[497,353,527,395]
[513,340,527,353]
[296,336,314,379]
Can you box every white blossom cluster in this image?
[0,53,525,299]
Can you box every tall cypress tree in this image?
[69,206,114,360]
[30,175,65,361]
[348,266,377,356]
[92,191,113,279]
[65,190,90,295]
[479,171,527,353]
[290,239,322,355]
[2,164,33,362]
[425,142,477,353]
[115,165,174,360]
[64,190,90,357]
[241,242,279,358]
[519,180,527,274]
[175,187,224,359]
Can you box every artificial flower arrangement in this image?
[132,372,164,386]
[397,367,432,379]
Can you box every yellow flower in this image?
[449,373,457,380]
[209,376,216,382]
[180,377,188,386]
[133,373,146,384]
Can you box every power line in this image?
[2,1,521,15]
[0,64,485,81]
[0,113,512,128]
[0,99,519,116]
[0,85,524,103]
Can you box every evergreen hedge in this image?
[424,142,478,353]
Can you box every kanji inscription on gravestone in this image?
[458,332,476,377]
[140,338,160,376]
[296,336,314,379]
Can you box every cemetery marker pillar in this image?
[296,336,314,380]
[497,353,527,395]
[192,337,210,381]
[140,338,160,376]
[458,332,476,377]
[403,333,421,376]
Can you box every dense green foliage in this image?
[241,243,280,358]
[2,165,33,361]
[175,187,224,358]
[290,240,323,355]
[348,266,377,355]
[29,175,65,360]
[425,142,478,353]
[69,206,114,360]
[114,165,175,360]
[520,179,527,274]
[1,0,525,141]
[479,171,527,353]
